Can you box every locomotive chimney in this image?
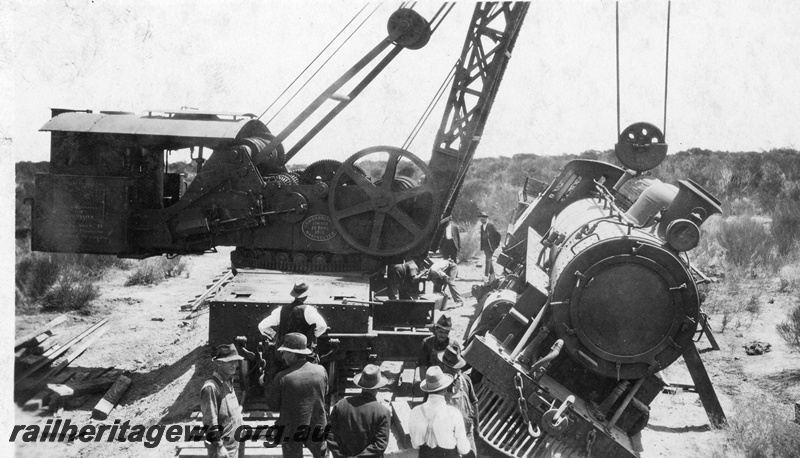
[657,179,722,238]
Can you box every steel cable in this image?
[261,4,380,124]
[402,62,457,150]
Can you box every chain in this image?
[514,374,541,438]
[584,429,596,457]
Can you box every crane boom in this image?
[427,2,529,249]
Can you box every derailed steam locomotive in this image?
[464,123,726,457]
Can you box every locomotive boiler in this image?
[464,123,726,457]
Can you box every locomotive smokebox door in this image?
[550,238,700,379]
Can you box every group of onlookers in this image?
[199,212,502,457]
[203,308,477,457]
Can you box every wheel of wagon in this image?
[328,146,440,257]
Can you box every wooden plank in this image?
[42,343,63,359]
[391,399,413,449]
[15,315,67,349]
[92,375,132,420]
[682,342,726,427]
[22,371,75,412]
[17,354,47,367]
[65,395,90,409]
[48,372,93,411]
[28,329,110,392]
[47,374,118,400]
[15,319,108,385]
[29,338,59,355]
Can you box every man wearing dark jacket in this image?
[267,333,328,458]
[417,315,454,379]
[327,364,391,457]
[478,212,501,277]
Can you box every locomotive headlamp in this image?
[665,219,700,252]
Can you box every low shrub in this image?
[40,274,99,314]
[63,253,132,278]
[772,200,800,256]
[16,251,130,311]
[724,395,800,457]
[779,261,800,293]
[745,295,761,315]
[716,217,773,267]
[777,304,800,352]
[456,222,481,264]
[125,256,188,286]
[16,254,60,301]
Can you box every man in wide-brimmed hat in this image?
[327,364,392,457]
[409,366,471,457]
[258,279,328,350]
[200,344,245,458]
[267,332,328,457]
[417,314,454,380]
[438,344,479,457]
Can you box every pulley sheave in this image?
[614,122,668,172]
[387,9,432,50]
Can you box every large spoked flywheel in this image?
[328,146,439,257]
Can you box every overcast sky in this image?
[4,0,800,167]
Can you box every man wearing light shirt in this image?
[409,366,471,457]
[440,220,461,262]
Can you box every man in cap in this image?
[258,280,328,349]
[426,258,463,309]
[200,344,244,458]
[478,211,502,277]
[267,332,328,458]
[438,344,479,457]
[417,314,454,380]
[327,364,392,457]
[409,366,471,457]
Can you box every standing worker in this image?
[478,211,501,278]
[200,344,244,458]
[327,364,392,457]
[266,333,328,457]
[439,220,461,262]
[409,366,472,457]
[438,344,479,457]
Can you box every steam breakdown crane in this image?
[31,3,528,273]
